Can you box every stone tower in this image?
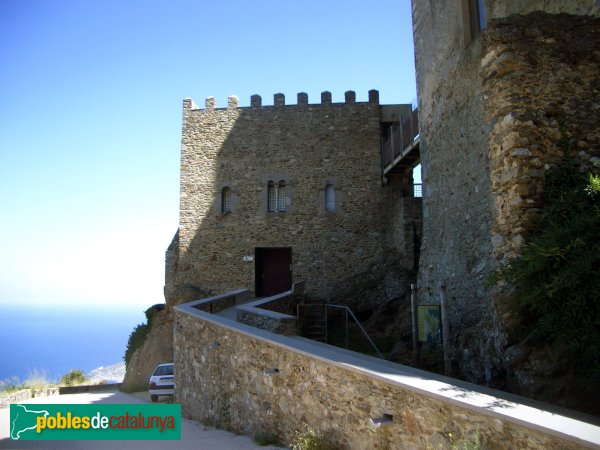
[166,91,420,304]
[412,0,600,408]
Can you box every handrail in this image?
[297,303,384,359]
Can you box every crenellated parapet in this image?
[183,90,380,111]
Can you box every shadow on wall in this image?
[169,91,410,305]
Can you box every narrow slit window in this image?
[325,184,335,212]
[221,187,232,213]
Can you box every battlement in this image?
[182,90,380,111]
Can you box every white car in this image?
[148,363,175,402]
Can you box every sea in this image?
[0,305,145,383]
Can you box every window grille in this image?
[277,181,287,212]
[413,183,423,198]
[268,181,276,212]
[267,180,287,212]
[221,187,232,213]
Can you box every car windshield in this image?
[153,364,174,376]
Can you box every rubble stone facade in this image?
[173,306,596,450]
[168,91,421,303]
[413,0,600,403]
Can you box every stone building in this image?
[412,0,600,408]
[165,90,421,304]
[124,90,423,393]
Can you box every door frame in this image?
[254,247,292,297]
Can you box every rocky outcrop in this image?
[123,229,209,391]
[121,309,174,392]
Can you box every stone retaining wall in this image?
[236,307,297,336]
[191,289,252,314]
[235,292,298,336]
[58,383,122,395]
[0,387,61,408]
[174,304,600,449]
[0,389,31,408]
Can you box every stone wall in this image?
[412,0,500,385]
[483,12,600,264]
[411,0,600,390]
[236,307,297,336]
[173,305,600,449]
[236,292,299,336]
[482,12,600,407]
[0,389,31,407]
[172,91,411,302]
[0,387,61,408]
[58,384,121,395]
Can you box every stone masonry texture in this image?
[483,12,600,407]
[171,92,420,303]
[174,309,590,450]
[412,0,599,407]
[132,92,422,394]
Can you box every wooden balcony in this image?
[382,108,420,177]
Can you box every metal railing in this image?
[297,303,384,359]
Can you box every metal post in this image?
[440,282,451,376]
[324,304,328,344]
[410,283,420,366]
[345,308,349,349]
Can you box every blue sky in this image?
[0,0,417,310]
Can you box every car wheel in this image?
[151,395,158,402]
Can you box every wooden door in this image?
[255,247,292,297]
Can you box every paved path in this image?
[0,390,284,450]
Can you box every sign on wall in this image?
[417,305,442,343]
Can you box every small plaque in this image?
[417,305,442,343]
[243,256,254,262]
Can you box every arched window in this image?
[267,180,287,212]
[221,187,232,213]
[325,184,335,212]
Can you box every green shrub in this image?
[290,429,337,450]
[144,303,163,326]
[492,163,600,381]
[60,369,86,386]
[123,304,165,367]
[124,323,150,367]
